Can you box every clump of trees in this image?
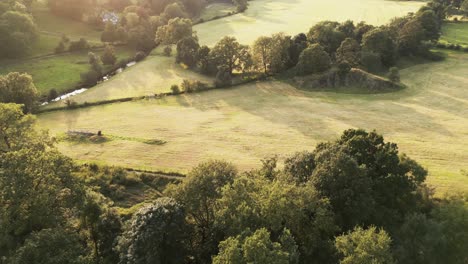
[0,72,38,113]
[1,103,467,263]
[81,52,104,86]
[0,3,39,58]
[164,0,445,92]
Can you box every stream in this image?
[42,60,137,105]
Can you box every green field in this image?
[51,0,425,104]
[0,47,135,96]
[441,22,468,46]
[37,51,468,194]
[0,1,136,96]
[195,0,424,45]
[42,54,214,106]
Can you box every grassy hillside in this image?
[194,0,424,45]
[37,51,468,194]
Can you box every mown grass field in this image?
[37,51,468,195]
[440,22,468,46]
[196,2,237,22]
[195,0,424,45]
[0,47,135,96]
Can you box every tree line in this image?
[167,0,447,88]
[0,102,467,264]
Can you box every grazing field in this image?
[196,2,237,21]
[44,54,214,105]
[440,22,468,46]
[195,0,424,45]
[0,47,135,96]
[37,51,468,194]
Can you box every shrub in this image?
[215,67,232,88]
[47,89,58,101]
[436,43,446,48]
[181,79,208,93]
[101,45,117,65]
[361,51,383,73]
[134,51,146,62]
[68,38,89,52]
[388,67,400,83]
[64,99,77,109]
[164,46,172,56]
[296,44,331,75]
[54,41,66,54]
[81,69,101,86]
[171,84,180,94]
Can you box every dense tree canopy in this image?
[0,11,38,58]
[0,72,38,113]
[210,36,252,75]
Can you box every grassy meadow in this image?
[41,54,214,106]
[440,22,468,46]
[37,51,468,194]
[0,0,135,96]
[196,2,237,21]
[0,47,135,96]
[194,0,425,45]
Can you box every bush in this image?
[47,89,58,101]
[101,45,117,65]
[134,51,146,62]
[215,67,232,88]
[64,99,77,109]
[81,69,101,86]
[436,43,446,48]
[54,41,66,54]
[181,79,208,93]
[171,84,180,94]
[164,46,172,56]
[68,38,89,52]
[388,67,400,83]
[361,51,383,73]
[296,44,331,75]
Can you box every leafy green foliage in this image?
[213,228,299,264]
[0,72,38,113]
[10,228,87,264]
[296,44,331,75]
[0,11,38,58]
[335,226,394,264]
[117,197,187,264]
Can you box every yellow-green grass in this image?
[440,22,468,46]
[45,0,425,104]
[32,0,102,41]
[37,51,468,194]
[44,55,214,106]
[0,47,135,95]
[196,2,237,21]
[194,0,425,45]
